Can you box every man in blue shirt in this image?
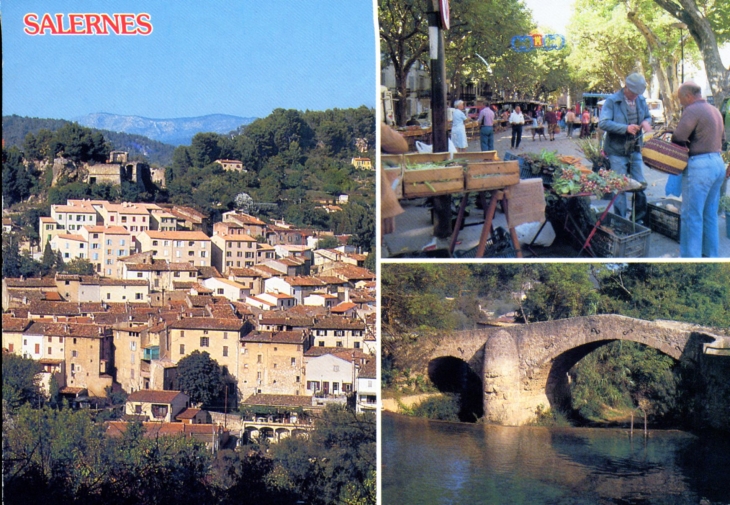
[598,72,653,218]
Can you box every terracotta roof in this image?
[328,265,375,281]
[358,359,376,379]
[314,275,347,285]
[312,316,366,330]
[305,347,369,360]
[172,281,196,290]
[9,308,29,319]
[251,265,279,276]
[282,276,326,287]
[281,305,329,317]
[24,321,108,338]
[228,267,263,277]
[216,232,257,242]
[331,302,357,313]
[240,394,312,408]
[228,213,266,226]
[60,386,87,394]
[83,225,130,235]
[140,230,209,240]
[241,330,307,345]
[175,408,203,420]
[168,318,244,331]
[207,278,247,289]
[257,315,314,327]
[101,202,151,215]
[98,278,149,286]
[1,316,33,332]
[106,421,222,439]
[197,266,222,279]
[55,234,86,242]
[4,277,58,288]
[44,292,64,301]
[127,390,187,404]
[124,261,197,272]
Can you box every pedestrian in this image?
[559,108,566,130]
[450,100,468,152]
[671,81,727,257]
[598,72,653,218]
[509,106,525,150]
[545,106,558,141]
[565,108,576,138]
[580,109,591,138]
[477,100,495,151]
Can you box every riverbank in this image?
[381,393,441,414]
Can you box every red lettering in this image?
[101,13,120,34]
[68,14,84,34]
[136,13,153,35]
[119,13,136,35]
[40,13,59,35]
[23,13,40,35]
[55,13,74,34]
[85,14,105,35]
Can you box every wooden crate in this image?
[464,160,520,191]
[381,154,404,169]
[456,151,500,163]
[403,165,464,197]
[383,166,404,199]
[403,152,451,167]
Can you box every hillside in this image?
[2,115,176,166]
[74,113,256,146]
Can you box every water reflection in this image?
[382,413,730,505]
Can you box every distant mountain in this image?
[73,113,257,146]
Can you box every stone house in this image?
[238,330,309,399]
[125,390,189,422]
[136,230,211,267]
[311,316,366,350]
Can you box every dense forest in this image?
[2,106,375,251]
[382,263,730,430]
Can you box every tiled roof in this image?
[328,265,376,281]
[175,408,203,420]
[331,302,357,313]
[251,265,279,276]
[228,267,262,277]
[98,278,148,286]
[1,316,33,332]
[83,225,130,235]
[55,233,85,242]
[140,230,209,240]
[241,330,307,345]
[127,389,186,404]
[283,276,326,287]
[240,394,312,408]
[168,318,244,331]
[4,275,57,287]
[314,275,347,285]
[257,314,314,327]
[305,347,369,360]
[228,213,266,226]
[197,266,222,279]
[24,321,107,338]
[358,359,376,379]
[124,261,197,272]
[312,316,366,330]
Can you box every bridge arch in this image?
[427,356,484,421]
[427,315,723,425]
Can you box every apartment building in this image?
[78,225,132,277]
[311,316,366,349]
[136,230,211,267]
[238,330,309,398]
[211,232,258,273]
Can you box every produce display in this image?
[552,165,629,197]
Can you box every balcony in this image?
[143,346,160,360]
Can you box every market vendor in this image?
[598,72,652,219]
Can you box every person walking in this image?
[580,109,591,138]
[671,81,727,257]
[450,100,469,152]
[545,106,558,141]
[598,72,652,218]
[509,106,525,150]
[477,101,495,151]
[565,108,576,138]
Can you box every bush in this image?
[410,394,461,421]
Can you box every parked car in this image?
[646,99,665,126]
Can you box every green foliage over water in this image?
[407,394,461,422]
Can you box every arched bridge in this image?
[427,315,728,425]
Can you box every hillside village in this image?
[2,188,377,443]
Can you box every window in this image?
[318,342,324,347]
[257,372,262,380]
[217,288,224,295]
[189,241,194,247]
[291,357,296,366]
[180,344,185,355]
[92,253,99,260]
[151,404,168,419]
[152,240,158,246]
[106,239,112,246]
[8,343,13,352]
[222,346,228,357]
[335,330,345,337]
[257,354,262,364]
[48,347,52,355]
[135,404,142,414]
[226,251,232,257]
[333,383,339,392]
[180,331,185,338]
[120,239,126,246]
[107,293,111,300]
[72,350,78,358]
[296,376,300,383]
[223,332,228,340]
[163,241,169,246]
[333,365,340,372]
[188,251,194,256]
[336,341,343,347]
[137,272,143,278]
[135,293,143,300]
[48,337,53,343]
[200,337,209,347]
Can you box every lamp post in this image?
[671,22,687,83]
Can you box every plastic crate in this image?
[591,213,651,258]
[647,198,681,242]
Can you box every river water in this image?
[382,413,730,505]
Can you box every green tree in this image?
[41,242,56,276]
[2,238,22,278]
[61,258,95,275]
[175,350,226,407]
[316,235,341,250]
[2,353,43,411]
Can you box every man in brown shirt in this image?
[671,81,727,257]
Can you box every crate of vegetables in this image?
[456,151,500,163]
[463,160,520,191]
[402,156,465,198]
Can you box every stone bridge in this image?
[427,315,728,425]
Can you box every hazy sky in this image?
[522,0,574,34]
[2,1,376,120]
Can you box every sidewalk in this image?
[382,127,730,259]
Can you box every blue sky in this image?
[2,1,376,120]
